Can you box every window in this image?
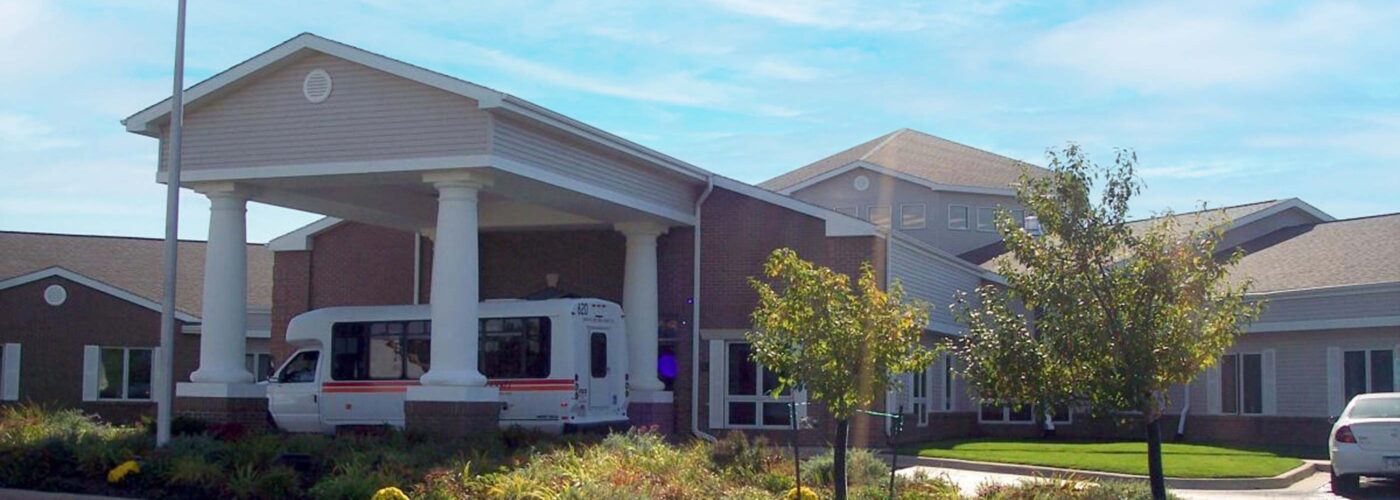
[1345,349,1395,403]
[941,353,955,411]
[1220,353,1263,414]
[948,205,969,230]
[480,317,552,379]
[277,351,320,383]
[98,347,152,400]
[1011,209,1026,228]
[1,343,19,401]
[912,366,930,426]
[976,207,996,232]
[590,332,608,378]
[1049,405,1072,424]
[899,204,927,229]
[979,402,1035,423]
[866,206,892,227]
[246,353,274,382]
[331,320,432,381]
[724,342,793,428]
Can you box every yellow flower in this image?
[107,460,141,484]
[372,486,411,500]
[784,486,818,500]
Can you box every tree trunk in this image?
[834,418,850,500]
[1145,416,1167,500]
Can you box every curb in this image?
[897,456,1327,490]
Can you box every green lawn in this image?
[906,439,1309,478]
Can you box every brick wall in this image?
[270,250,311,361]
[0,276,200,424]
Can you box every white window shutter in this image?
[1393,345,1400,391]
[1261,349,1277,415]
[1327,347,1343,417]
[82,345,100,402]
[150,347,165,403]
[1205,365,1221,414]
[795,388,808,424]
[898,373,914,413]
[932,356,945,411]
[1,343,20,401]
[707,340,725,430]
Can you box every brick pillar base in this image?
[174,396,270,430]
[628,402,675,435]
[628,390,675,435]
[404,401,503,439]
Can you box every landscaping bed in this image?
[906,439,1310,479]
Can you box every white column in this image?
[419,173,488,388]
[189,188,253,384]
[616,221,668,393]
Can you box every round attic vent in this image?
[853,175,871,191]
[302,69,333,103]
[43,284,67,306]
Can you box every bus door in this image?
[268,350,322,433]
[588,331,610,408]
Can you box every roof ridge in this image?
[1308,211,1400,225]
[1127,199,1280,224]
[0,229,269,246]
[857,128,908,163]
[897,128,1044,170]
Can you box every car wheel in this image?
[1330,470,1359,494]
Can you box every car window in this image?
[1348,397,1400,419]
[277,351,320,383]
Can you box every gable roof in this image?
[0,267,200,323]
[0,231,273,317]
[1232,212,1400,293]
[961,198,1329,267]
[760,128,1051,193]
[122,32,709,183]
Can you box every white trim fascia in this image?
[776,161,1018,197]
[0,267,200,323]
[711,177,877,237]
[1231,198,1335,228]
[158,154,697,226]
[1247,315,1400,333]
[267,217,344,252]
[1247,281,1400,300]
[157,155,493,184]
[888,230,1005,281]
[490,156,696,225]
[180,324,272,339]
[124,33,711,185]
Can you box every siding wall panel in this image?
[163,53,490,171]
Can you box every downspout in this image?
[691,176,717,442]
[1176,382,1190,439]
[412,233,422,305]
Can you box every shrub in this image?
[800,448,890,488]
[711,431,781,475]
[974,477,1179,500]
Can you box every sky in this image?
[1,0,1398,243]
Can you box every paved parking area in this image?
[897,465,1400,499]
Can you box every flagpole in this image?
[156,0,188,447]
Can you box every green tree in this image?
[952,145,1262,500]
[748,248,936,500]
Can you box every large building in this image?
[0,231,273,423]
[89,32,1398,446]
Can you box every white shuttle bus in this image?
[267,298,629,434]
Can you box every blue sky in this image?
[2,0,1398,242]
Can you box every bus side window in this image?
[278,351,320,383]
[590,332,607,378]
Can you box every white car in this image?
[1329,392,1400,494]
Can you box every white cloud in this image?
[442,40,742,108]
[750,59,826,81]
[1025,1,1398,92]
[704,0,934,31]
[0,113,80,151]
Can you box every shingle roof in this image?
[0,231,272,317]
[1231,213,1400,293]
[759,128,1050,192]
[961,199,1287,268]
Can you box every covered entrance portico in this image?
[123,33,710,434]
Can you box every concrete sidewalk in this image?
[897,465,1400,499]
[0,489,131,500]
